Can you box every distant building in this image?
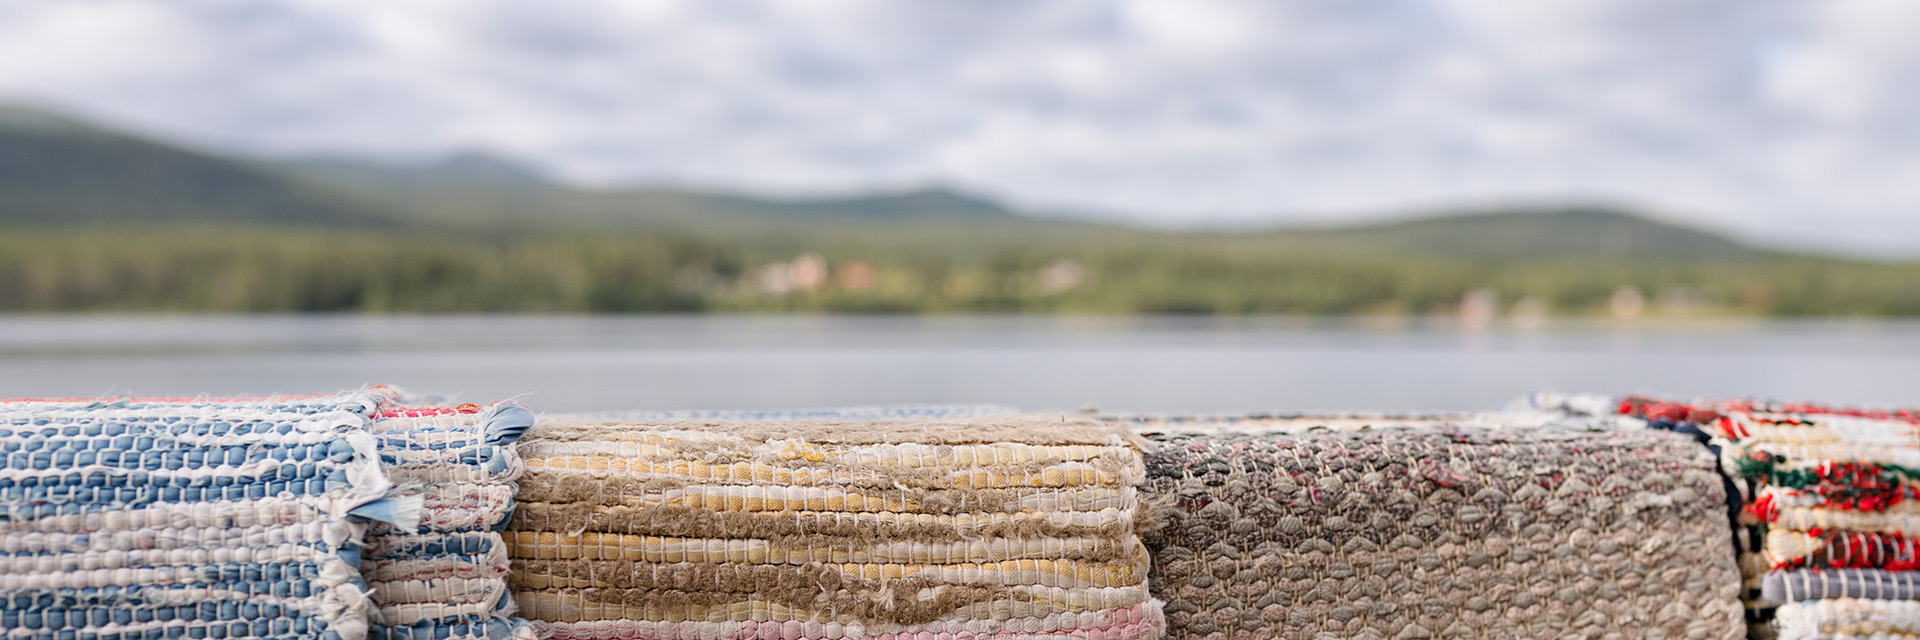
[1610,286,1646,320]
[1460,289,1498,329]
[758,263,793,294]
[836,261,876,290]
[1038,259,1088,294]
[1511,296,1548,329]
[790,254,827,291]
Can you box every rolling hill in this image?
[0,102,1794,264]
[1261,208,1784,262]
[266,151,554,193]
[0,106,390,227]
[258,152,1027,229]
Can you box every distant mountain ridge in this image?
[0,105,389,226]
[0,102,1793,262]
[1269,207,1779,262]
[266,151,555,193]
[686,187,1018,221]
[255,149,1021,227]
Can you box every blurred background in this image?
[2,1,1918,411]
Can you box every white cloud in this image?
[0,0,1917,254]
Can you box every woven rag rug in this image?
[505,415,1165,640]
[549,406,1022,422]
[0,391,417,640]
[1138,424,1745,640]
[1102,409,1638,435]
[365,402,537,640]
[1621,396,1920,640]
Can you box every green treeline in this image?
[5,226,1920,316]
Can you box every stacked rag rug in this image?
[505,415,1165,640]
[365,402,537,640]
[0,391,410,640]
[1622,397,1920,640]
[1136,422,1746,640]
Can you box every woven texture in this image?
[1775,598,1920,639]
[1763,570,1920,604]
[549,406,1022,422]
[1622,397,1920,640]
[1104,410,1642,435]
[0,391,408,640]
[366,403,536,640]
[506,415,1164,640]
[1139,426,1744,640]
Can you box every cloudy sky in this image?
[2,1,1918,254]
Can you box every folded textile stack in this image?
[505,415,1164,640]
[0,391,411,640]
[365,402,537,640]
[1138,425,1745,640]
[1621,396,1920,639]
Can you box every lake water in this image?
[2,314,1917,414]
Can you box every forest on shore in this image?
[6,224,1918,316]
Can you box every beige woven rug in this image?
[507,415,1164,640]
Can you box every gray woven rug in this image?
[1140,427,1746,640]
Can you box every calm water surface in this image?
[1,314,1916,413]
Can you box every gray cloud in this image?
[1,0,1917,254]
